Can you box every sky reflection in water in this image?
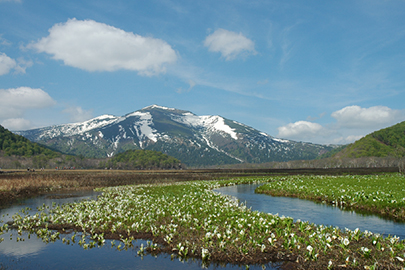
[2,184,403,269]
[215,184,405,239]
[0,190,280,270]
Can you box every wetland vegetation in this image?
[0,169,223,206]
[256,174,405,221]
[1,170,405,269]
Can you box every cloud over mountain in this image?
[277,121,324,141]
[62,106,93,123]
[0,53,16,75]
[331,105,404,129]
[28,19,178,76]
[204,29,256,60]
[277,105,405,144]
[1,118,31,131]
[0,87,56,130]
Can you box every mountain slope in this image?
[0,125,60,158]
[16,105,336,166]
[333,121,405,158]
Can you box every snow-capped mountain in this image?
[16,105,335,166]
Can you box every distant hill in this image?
[16,105,336,167]
[0,125,59,158]
[99,149,182,170]
[333,121,405,158]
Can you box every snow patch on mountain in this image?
[201,134,244,162]
[171,113,238,140]
[15,105,335,165]
[130,111,158,147]
[202,116,238,140]
[273,137,290,143]
[38,114,118,139]
[171,112,199,126]
[143,104,176,111]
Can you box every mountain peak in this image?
[142,105,176,111]
[15,105,335,166]
[140,104,193,115]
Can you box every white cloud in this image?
[14,58,33,74]
[62,106,93,123]
[332,135,365,145]
[275,105,405,145]
[0,87,56,119]
[257,79,269,85]
[331,105,404,129]
[1,118,32,131]
[28,18,177,76]
[0,35,12,46]
[277,121,324,141]
[0,53,33,75]
[0,231,45,257]
[176,79,196,93]
[204,29,256,60]
[0,53,17,75]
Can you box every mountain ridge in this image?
[16,105,336,166]
[332,121,405,159]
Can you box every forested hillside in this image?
[0,125,59,158]
[99,149,182,169]
[334,121,405,158]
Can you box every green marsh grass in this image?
[256,173,405,221]
[3,176,405,269]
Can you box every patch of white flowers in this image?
[3,176,405,268]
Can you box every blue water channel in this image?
[0,189,280,270]
[215,184,405,239]
[1,184,404,269]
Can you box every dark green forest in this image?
[0,125,59,158]
[99,149,182,170]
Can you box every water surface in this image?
[2,183,403,269]
[0,190,279,270]
[215,184,405,239]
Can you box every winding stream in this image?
[1,183,404,269]
[0,190,279,270]
[215,184,405,239]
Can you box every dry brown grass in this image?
[0,169,222,206]
[0,167,398,206]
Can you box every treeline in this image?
[212,156,405,172]
[0,125,60,158]
[99,149,182,170]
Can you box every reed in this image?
[0,169,222,205]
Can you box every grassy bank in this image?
[256,173,405,221]
[0,169,229,206]
[4,177,405,269]
[0,167,398,207]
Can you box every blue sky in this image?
[0,0,404,145]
